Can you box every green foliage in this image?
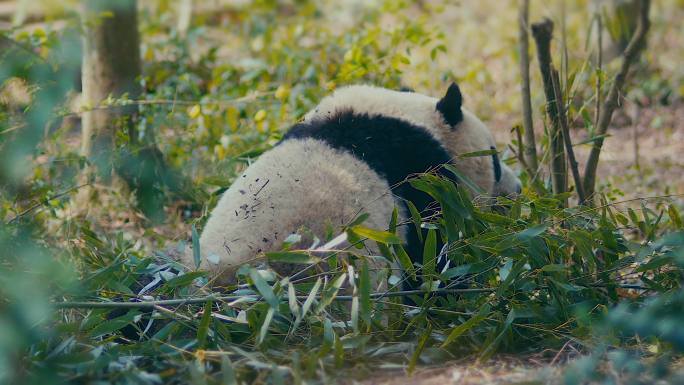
[2,1,684,384]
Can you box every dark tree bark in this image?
[531,18,567,202]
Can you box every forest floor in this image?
[349,355,565,385]
[490,102,684,204]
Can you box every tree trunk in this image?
[518,0,538,176]
[531,19,567,203]
[80,0,141,178]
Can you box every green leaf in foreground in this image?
[408,325,432,374]
[249,268,279,308]
[350,225,402,244]
[89,310,141,338]
[441,304,491,348]
[669,204,683,229]
[444,164,485,195]
[458,148,498,158]
[221,356,237,385]
[316,273,347,313]
[192,224,201,268]
[393,244,416,281]
[423,229,437,282]
[197,300,212,348]
[515,224,547,241]
[359,260,372,326]
[164,271,207,289]
[406,201,424,243]
[266,251,321,264]
[258,307,275,345]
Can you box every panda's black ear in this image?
[436,82,464,127]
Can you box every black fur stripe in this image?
[491,146,501,182]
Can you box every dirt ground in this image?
[350,357,562,385]
[488,102,684,203]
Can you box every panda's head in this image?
[303,83,522,198]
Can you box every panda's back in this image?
[193,138,398,284]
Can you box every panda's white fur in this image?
[194,139,395,285]
[305,85,519,196]
[183,84,521,286]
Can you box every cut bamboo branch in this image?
[52,284,651,309]
[531,18,567,201]
[53,288,497,309]
[583,0,651,202]
[518,0,538,175]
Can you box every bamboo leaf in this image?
[257,307,275,345]
[515,224,547,241]
[347,212,370,227]
[316,273,347,314]
[480,308,518,360]
[669,204,682,229]
[249,268,279,308]
[393,244,416,281]
[389,206,399,233]
[266,251,321,264]
[197,300,212,348]
[458,149,497,157]
[164,271,206,289]
[444,164,485,195]
[287,282,299,316]
[408,325,432,374]
[221,356,237,385]
[301,278,322,320]
[359,260,372,326]
[350,225,402,244]
[441,304,490,348]
[192,224,201,269]
[406,201,424,243]
[423,229,437,282]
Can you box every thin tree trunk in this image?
[552,69,586,205]
[531,18,567,201]
[177,0,193,37]
[518,0,538,176]
[583,0,651,202]
[632,103,641,170]
[81,0,142,177]
[595,13,603,129]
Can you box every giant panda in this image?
[183,83,521,286]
